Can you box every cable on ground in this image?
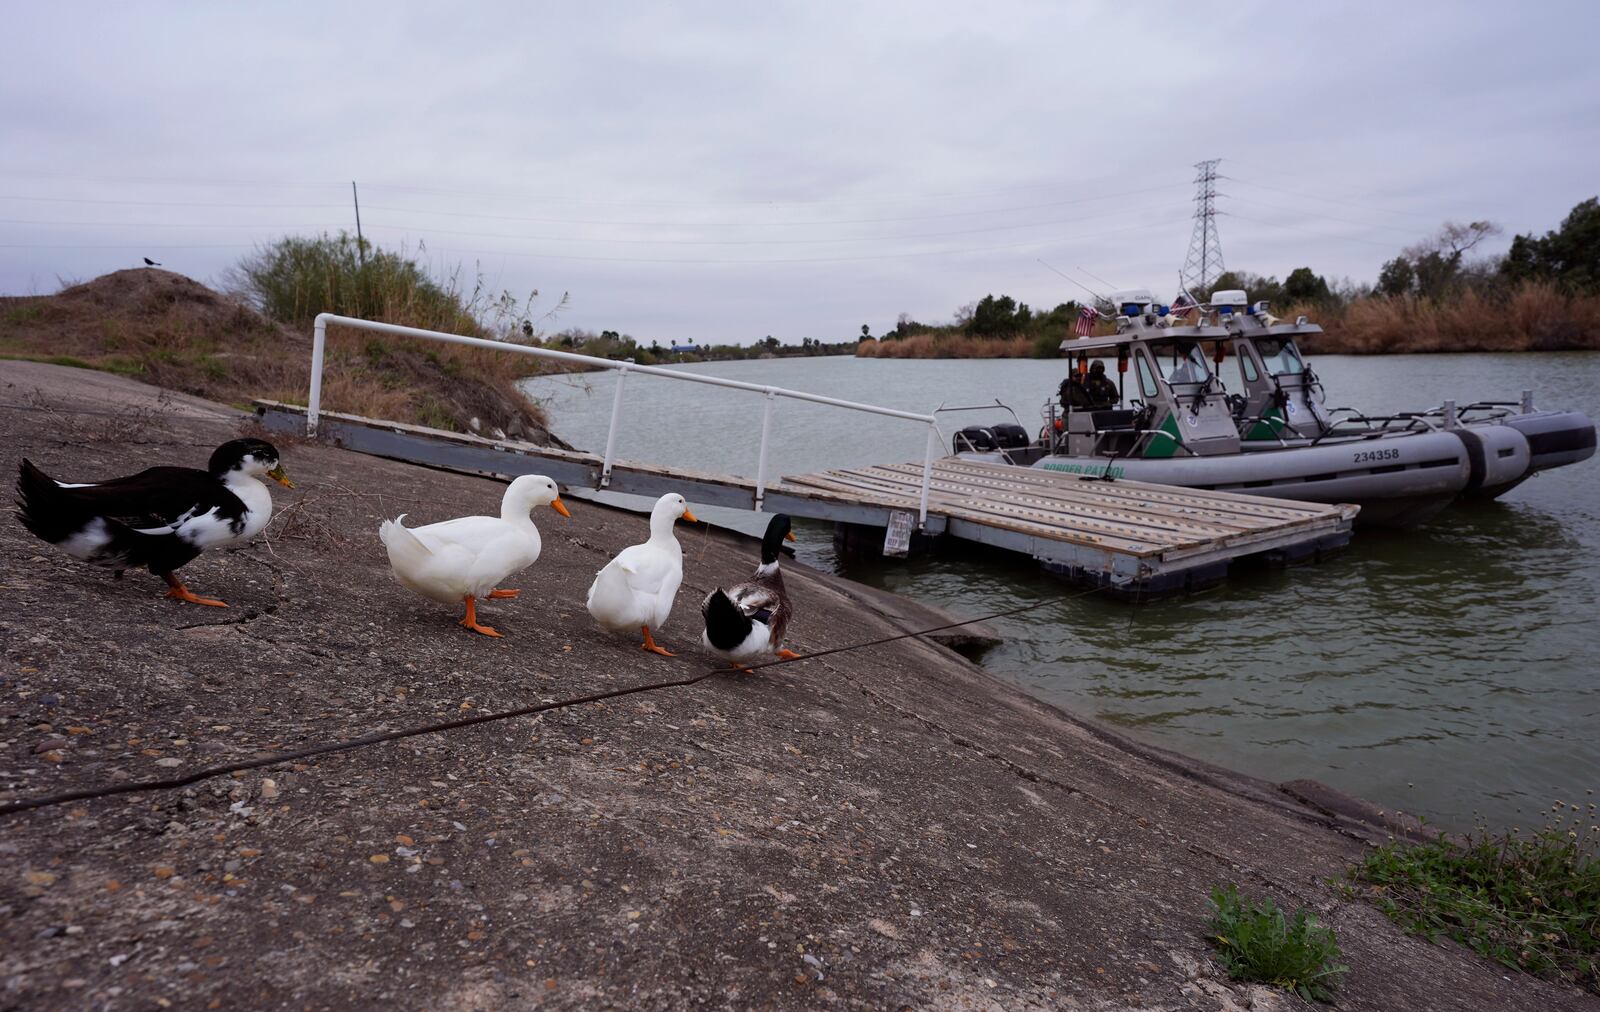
[0,588,1107,818]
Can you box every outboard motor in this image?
[954,426,997,452]
[990,423,1030,450]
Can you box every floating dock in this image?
[255,401,1357,597]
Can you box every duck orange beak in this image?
[682,507,699,524]
[267,466,294,489]
[551,497,572,518]
[785,530,797,542]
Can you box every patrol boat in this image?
[949,289,1597,528]
[1207,289,1596,499]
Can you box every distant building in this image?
[670,341,697,353]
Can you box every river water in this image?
[522,352,1600,832]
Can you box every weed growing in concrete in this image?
[1206,885,1347,1002]
[1350,796,1599,994]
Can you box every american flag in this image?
[1073,305,1099,337]
[1170,293,1196,320]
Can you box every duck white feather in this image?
[379,474,569,636]
[586,492,697,655]
[701,514,797,667]
[14,438,291,608]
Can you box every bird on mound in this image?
[585,492,697,656]
[701,513,801,671]
[378,474,569,638]
[15,438,292,607]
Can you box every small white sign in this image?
[883,510,914,557]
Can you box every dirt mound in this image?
[0,270,560,444]
[56,268,262,320]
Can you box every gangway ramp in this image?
[255,401,1356,597]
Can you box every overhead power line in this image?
[0,202,1192,248]
[419,216,1192,266]
[0,216,1191,262]
[1225,212,1401,249]
[1223,195,1420,236]
[0,167,1188,212]
[1224,175,1440,224]
[0,183,1192,230]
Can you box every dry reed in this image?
[1293,283,1600,355]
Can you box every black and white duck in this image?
[14,438,292,607]
[700,513,801,669]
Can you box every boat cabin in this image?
[1050,291,1242,460]
[1209,289,1331,440]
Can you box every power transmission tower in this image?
[1179,159,1224,294]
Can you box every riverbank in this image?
[2,361,1591,1009]
[856,283,1600,358]
[0,270,564,445]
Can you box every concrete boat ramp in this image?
[255,401,1357,597]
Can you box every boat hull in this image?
[964,428,1509,528]
[1503,410,1597,473]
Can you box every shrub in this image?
[1206,885,1347,1002]
[227,231,552,340]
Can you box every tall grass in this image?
[228,231,548,338]
[225,233,570,434]
[1291,282,1600,355]
[857,333,1040,359]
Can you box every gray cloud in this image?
[3,0,1596,340]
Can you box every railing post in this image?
[600,364,629,488]
[1521,389,1534,414]
[754,390,776,511]
[1441,398,1457,429]
[308,314,328,437]
[918,424,938,527]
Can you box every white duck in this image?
[378,474,570,637]
[585,492,697,656]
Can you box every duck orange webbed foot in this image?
[775,649,803,660]
[640,626,675,657]
[162,574,227,608]
[459,596,503,638]
[487,588,520,599]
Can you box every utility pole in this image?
[351,181,367,266]
[1179,159,1224,295]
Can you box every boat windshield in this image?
[1163,341,1212,387]
[1257,338,1304,376]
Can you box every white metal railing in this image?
[307,314,941,524]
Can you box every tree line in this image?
[862,196,1598,357]
[1203,197,1599,308]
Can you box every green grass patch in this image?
[0,352,147,376]
[98,355,145,376]
[3,304,44,326]
[1349,802,1599,994]
[1207,885,1347,1002]
[0,352,100,371]
[197,354,229,381]
[415,396,455,431]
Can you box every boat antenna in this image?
[1036,258,1105,305]
[1177,272,1203,306]
[1075,265,1120,292]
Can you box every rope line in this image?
[0,590,1101,818]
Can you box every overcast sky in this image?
[4,1,1597,343]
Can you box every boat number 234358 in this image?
[1353,448,1401,463]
